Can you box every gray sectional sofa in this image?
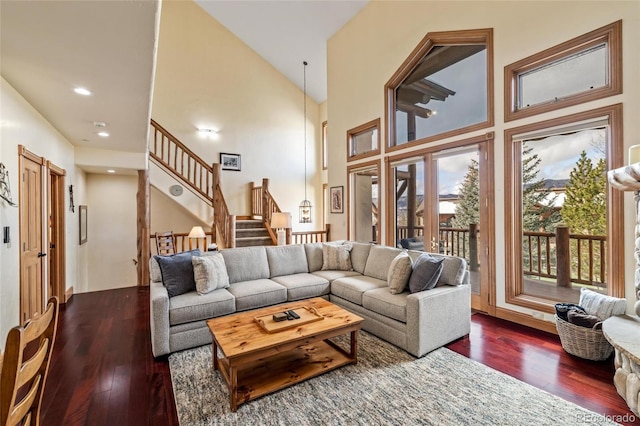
[149,242,471,358]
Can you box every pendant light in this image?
[299,60,312,223]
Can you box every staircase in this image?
[149,119,278,249]
[235,219,273,247]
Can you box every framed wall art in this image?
[330,186,344,214]
[220,153,241,171]
[79,205,88,245]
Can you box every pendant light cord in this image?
[303,60,308,202]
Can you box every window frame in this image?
[503,104,624,313]
[385,28,494,152]
[347,159,382,244]
[321,121,328,170]
[346,118,381,162]
[504,20,622,122]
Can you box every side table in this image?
[602,315,640,416]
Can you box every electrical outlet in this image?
[531,311,544,320]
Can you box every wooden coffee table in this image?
[206,297,363,412]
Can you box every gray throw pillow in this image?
[155,249,201,297]
[409,253,444,293]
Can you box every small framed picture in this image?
[220,153,241,171]
[330,186,344,214]
[79,205,88,245]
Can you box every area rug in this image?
[169,332,618,425]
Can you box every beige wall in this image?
[0,77,87,351]
[85,174,138,292]
[151,185,211,236]
[152,1,322,231]
[327,1,640,317]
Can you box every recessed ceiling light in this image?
[74,87,92,96]
[107,169,116,173]
[97,131,109,137]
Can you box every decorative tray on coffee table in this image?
[254,306,324,333]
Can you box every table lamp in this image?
[270,212,291,246]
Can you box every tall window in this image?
[386,28,493,150]
[504,21,621,122]
[504,105,624,311]
[348,161,380,243]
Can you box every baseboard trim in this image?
[494,307,558,335]
[65,286,74,303]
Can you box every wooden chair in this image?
[155,231,176,256]
[1,296,59,426]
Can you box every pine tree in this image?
[561,151,606,235]
[521,143,562,232]
[451,159,479,229]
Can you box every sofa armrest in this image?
[405,285,471,357]
[150,281,171,357]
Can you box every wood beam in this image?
[137,169,150,286]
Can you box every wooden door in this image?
[48,162,66,303]
[19,146,45,324]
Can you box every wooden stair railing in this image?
[249,178,283,245]
[149,119,236,248]
[150,119,213,201]
[213,164,236,248]
[151,231,216,254]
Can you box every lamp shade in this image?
[188,226,206,239]
[270,212,291,229]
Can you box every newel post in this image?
[262,178,269,221]
[212,163,220,242]
[249,181,255,217]
[556,225,571,288]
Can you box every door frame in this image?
[47,161,66,304]
[385,133,495,313]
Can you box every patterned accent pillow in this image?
[321,243,353,271]
[192,253,230,295]
[409,253,444,293]
[387,252,413,294]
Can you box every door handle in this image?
[37,252,47,258]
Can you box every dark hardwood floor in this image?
[41,286,638,425]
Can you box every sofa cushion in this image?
[226,279,287,311]
[169,288,235,326]
[350,242,372,274]
[388,252,413,294]
[221,246,270,284]
[322,242,353,271]
[579,288,626,320]
[192,253,229,295]
[362,287,408,322]
[155,249,201,297]
[149,256,162,282]
[331,275,387,306]
[409,253,444,293]
[364,246,403,281]
[304,243,323,272]
[271,273,330,301]
[311,270,361,282]
[266,245,309,277]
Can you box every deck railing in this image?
[397,223,606,289]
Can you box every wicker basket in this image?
[555,315,613,361]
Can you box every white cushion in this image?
[579,288,626,320]
[192,253,230,295]
[387,252,413,294]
